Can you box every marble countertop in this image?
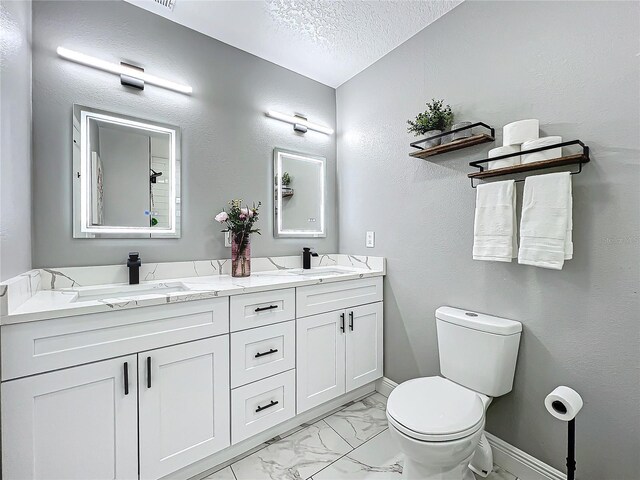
[2,258,384,324]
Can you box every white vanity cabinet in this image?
[229,290,297,444]
[1,355,139,480]
[296,278,384,413]
[346,302,384,391]
[138,336,230,479]
[1,272,384,480]
[1,298,230,480]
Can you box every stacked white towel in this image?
[473,180,517,262]
[518,172,573,270]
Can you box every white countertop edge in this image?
[2,268,384,325]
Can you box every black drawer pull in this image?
[146,356,152,389]
[340,312,345,333]
[255,348,279,358]
[123,362,129,395]
[349,311,354,331]
[255,305,278,312]
[255,400,279,413]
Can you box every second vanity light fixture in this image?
[266,111,334,135]
[56,47,193,94]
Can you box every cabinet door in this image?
[346,302,384,392]
[296,311,346,413]
[1,355,138,480]
[139,336,230,480]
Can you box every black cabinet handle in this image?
[146,356,152,388]
[349,311,354,331]
[255,400,279,413]
[255,305,278,312]
[255,348,279,358]
[123,362,129,395]
[340,312,345,333]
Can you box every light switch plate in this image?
[224,231,232,247]
[366,231,375,248]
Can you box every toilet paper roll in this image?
[521,136,563,164]
[503,119,539,146]
[545,386,583,421]
[486,145,521,170]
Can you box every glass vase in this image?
[231,232,251,277]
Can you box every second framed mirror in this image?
[273,148,326,238]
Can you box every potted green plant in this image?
[407,99,453,148]
[277,172,293,197]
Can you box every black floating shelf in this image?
[468,140,590,188]
[409,122,495,159]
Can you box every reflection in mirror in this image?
[273,148,326,238]
[73,105,181,238]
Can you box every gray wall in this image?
[31,0,336,268]
[0,0,32,280]
[336,2,639,478]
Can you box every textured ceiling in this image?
[124,0,462,87]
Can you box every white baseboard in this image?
[375,377,567,480]
[485,432,566,480]
[375,376,397,397]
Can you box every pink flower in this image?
[239,213,246,220]
[215,211,228,223]
[241,207,254,218]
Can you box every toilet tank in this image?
[436,306,522,397]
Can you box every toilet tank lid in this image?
[436,307,522,335]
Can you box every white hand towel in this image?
[518,172,573,270]
[473,180,517,262]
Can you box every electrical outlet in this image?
[224,231,232,247]
[366,231,375,248]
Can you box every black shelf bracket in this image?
[410,122,495,150]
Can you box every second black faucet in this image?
[302,247,318,270]
[127,252,141,285]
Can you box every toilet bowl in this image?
[386,307,522,480]
[386,376,489,480]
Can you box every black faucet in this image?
[302,247,318,270]
[127,252,141,285]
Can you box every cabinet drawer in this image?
[230,321,295,388]
[231,369,295,444]
[230,288,295,332]
[296,277,383,318]
[1,298,229,381]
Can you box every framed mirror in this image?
[273,148,326,238]
[73,105,181,238]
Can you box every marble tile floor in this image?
[201,392,518,480]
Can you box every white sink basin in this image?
[290,268,349,276]
[64,282,190,303]
[253,267,355,277]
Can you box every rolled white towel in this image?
[486,145,521,170]
[521,136,563,164]
[518,172,573,270]
[473,180,517,263]
[503,119,539,146]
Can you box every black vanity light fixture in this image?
[56,47,193,94]
[266,111,334,135]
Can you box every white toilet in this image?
[386,306,522,480]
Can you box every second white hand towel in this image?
[473,180,517,262]
[518,172,573,270]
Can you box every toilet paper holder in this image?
[545,387,583,480]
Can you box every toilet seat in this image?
[386,376,485,442]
